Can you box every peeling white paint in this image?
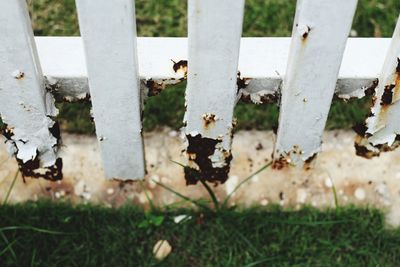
[357,16,400,156]
[184,0,245,177]
[0,0,59,170]
[33,36,390,103]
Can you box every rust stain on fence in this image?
[354,58,400,158]
[273,144,318,170]
[18,157,63,181]
[12,70,25,79]
[272,154,290,170]
[202,113,217,129]
[172,59,188,77]
[184,133,232,185]
[2,121,63,181]
[303,153,317,170]
[236,71,251,91]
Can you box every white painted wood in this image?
[34,37,390,101]
[183,0,245,183]
[75,0,145,180]
[274,0,358,166]
[0,0,59,167]
[358,16,400,156]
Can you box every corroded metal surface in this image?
[0,1,61,180]
[183,0,245,184]
[34,37,391,104]
[274,0,358,167]
[355,16,400,158]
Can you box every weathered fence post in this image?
[0,0,62,180]
[273,0,358,168]
[75,0,145,180]
[355,15,400,158]
[183,0,245,184]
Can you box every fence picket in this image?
[355,15,400,158]
[274,0,358,167]
[75,0,145,180]
[183,0,245,184]
[0,0,61,179]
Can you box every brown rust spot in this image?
[354,143,378,159]
[1,122,63,181]
[240,91,279,104]
[272,155,290,170]
[380,84,394,106]
[302,26,311,39]
[2,124,14,140]
[352,123,368,137]
[172,60,188,77]
[17,156,63,181]
[396,58,400,73]
[14,71,24,79]
[303,153,317,170]
[236,71,251,91]
[354,133,400,159]
[202,113,217,128]
[146,79,165,97]
[364,79,379,97]
[184,134,232,185]
[255,143,263,151]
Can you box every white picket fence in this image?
[0,0,399,183]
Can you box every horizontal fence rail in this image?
[35,37,389,102]
[0,0,399,183]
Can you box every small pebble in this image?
[153,240,172,261]
[354,188,366,200]
[106,188,114,195]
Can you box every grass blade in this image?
[139,181,156,211]
[3,170,19,205]
[198,179,219,211]
[0,231,18,265]
[0,239,17,258]
[0,226,67,235]
[151,179,211,211]
[170,159,219,210]
[223,161,272,208]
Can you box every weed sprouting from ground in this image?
[155,159,273,212]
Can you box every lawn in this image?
[1,201,400,267]
[25,0,400,134]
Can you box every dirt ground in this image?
[1,128,400,226]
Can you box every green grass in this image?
[0,201,399,266]
[23,0,400,134]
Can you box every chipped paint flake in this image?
[354,17,400,158]
[0,0,62,180]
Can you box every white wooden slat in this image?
[184,0,245,184]
[75,0,145,180]
[355,15,400,158]
[273,0,358,168]
[0,0,61,179]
